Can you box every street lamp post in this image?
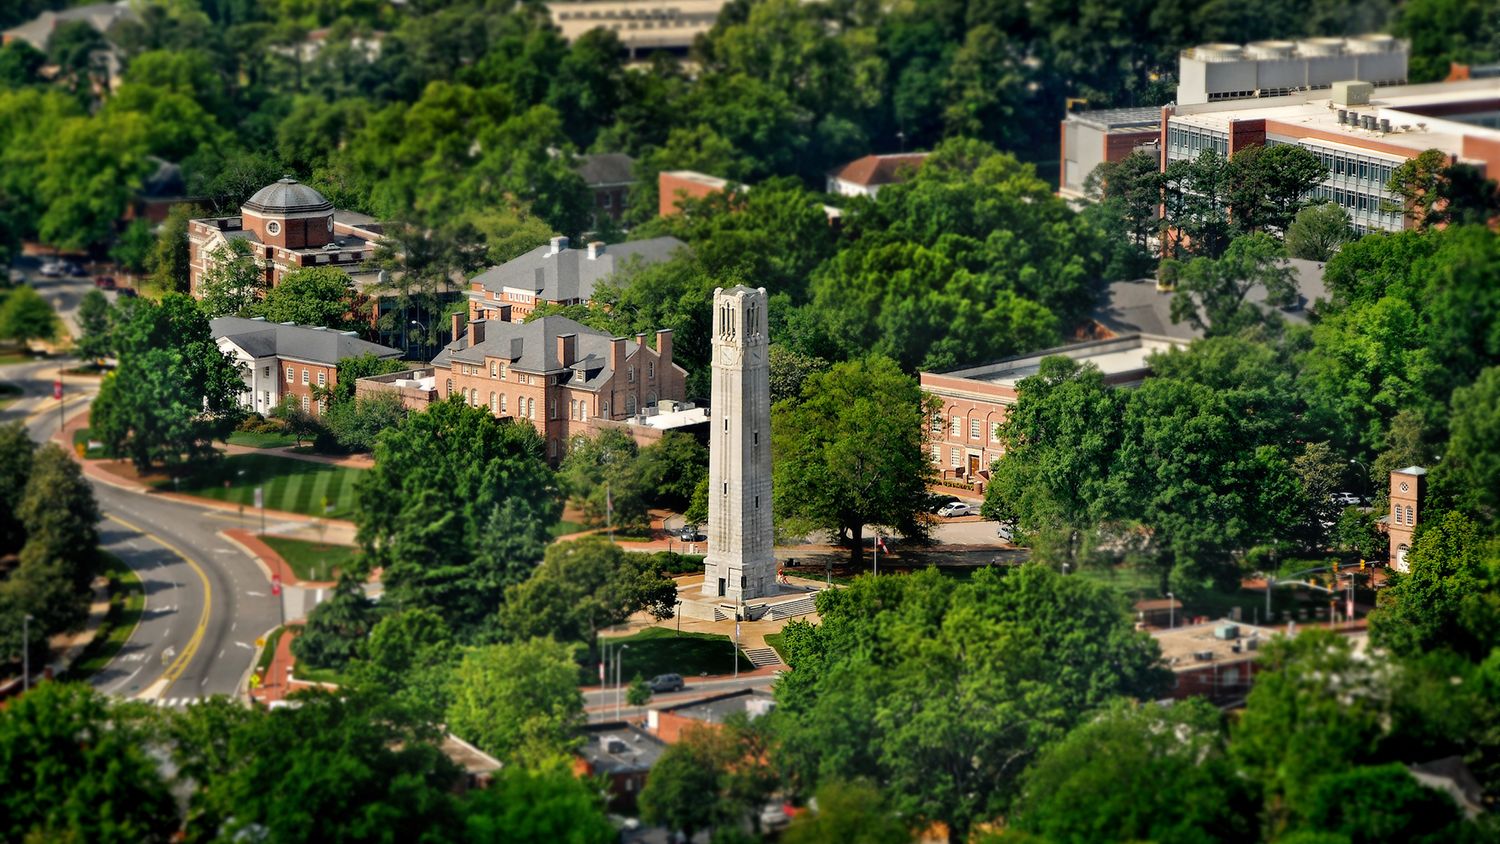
[408,319,428,360]
[22,613,32,692]
[1166,592,1175,629]
[1348,458,1369,501]
[615,644,629,722]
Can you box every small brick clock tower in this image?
[1388,466,1426,573]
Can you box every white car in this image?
[995,522,1016,542]
[938,502,975,518]
[1329,492,1362,507]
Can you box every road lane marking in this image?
[105,514,212,697]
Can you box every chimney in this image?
[549,235,569,255]
[556,333,577,368]
[495,303,513,323]
[635,332,646,350]
[587,241,605,260]
[609,337,627,378]
[451,312,463,343]
[468,318,486,347]
[656,328,673,370]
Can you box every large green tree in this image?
[0,683,178,844]
[558,428,649,533]
[1168,232,1297,336]
[773,355,936,566]
[353,397,558,635]
[1285,201,1355,262]
[250,266,364,330]
[774,566,1168,842]
[0,284,56,345]
[1369,512,1500,663]
[446,637,585,762]
[91,294,245,470]
[1433,367,1500,523]
[290,572,379,670]
[461,757,617,844]
[73,288,114,363]
[197,240,267,318]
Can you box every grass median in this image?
[169,454,363,519]
[260,536,359,583]
[227,430,301,449]
[593,627,753,685]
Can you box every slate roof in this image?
[212,317,400,366]
[431,316,634,391]
[1089,258,1329,340]
[243,177,334,215]
[576,153,636,187]
[470,237,685,304]
[827,152,929,187]
[140,157,189,200]
[4,1,135,50]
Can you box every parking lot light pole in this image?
[1167,592,1175,629]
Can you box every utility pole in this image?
[22,613,32,692]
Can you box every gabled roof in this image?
[827,153,929,187]
[576,152,636,187]
[212,317,400,366]
[470,237,685,304]
[433,316,635,390]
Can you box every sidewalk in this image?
[223,442,374,469]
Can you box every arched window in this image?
[490,361,497,378]
[1406,505,1414,525]
[489,392,496,412]
[647,391,657,406]
[500,394,507,413]
[627,394,637,414]
[446,379,453,397]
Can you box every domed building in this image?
[187,176,384,298]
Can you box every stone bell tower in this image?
[702,286,775,602]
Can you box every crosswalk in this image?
[152,697,201,709]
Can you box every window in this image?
[549,400,557,420]
[648,361,654,379]
[570,399,577,419]
[951,416,961,436]
[490,361,497,378]
[628,366,635,383]
[581,400,588,421]
[932,444,941,463]
[724,418,729,432]
[528,397,535,418]
[969,418,980,439]
[263,366,270,378]
[317,399,325,415]
[446,378,453,396]
[950,447,961,467]
[499,363,506,381]
[301,395,310,411]
[601,401,609,414]
[1394,506,1403,525]
[301,368,309,385]
[753,431,759,445]
[991,423,1002,441]
[286,366,295,384]
[500,394,507,413]
[549,439,557,457]
[627,394,637,414]
[490,392,497,412]
[263,391,270,406]
[755,496,760,509]
[1406,505,1414,525]
[317,371,326,387]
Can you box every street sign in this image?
[52,380,62,400]
[253,487,264,509]
[271,574,282,596]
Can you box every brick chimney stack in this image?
[587,241,605,260]
[656,329,673,368]
[450,312,463,343]
[468,319,486,347]
[556,333,577,368]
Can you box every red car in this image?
[93,275,116,290]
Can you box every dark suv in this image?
[648,673,685,693]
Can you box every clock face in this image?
[1399,482,1409,493]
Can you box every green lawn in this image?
[294,664,348,686]
[66,554,145,682]
[261,536,359,582]
[256,626,288,674]
[594,627,753,685]
[549,519,587,539]
[170,454,363,518]
[0,352,38,366]
[72,427,111,459]
[764,632,788,663]
[228,430,300,449]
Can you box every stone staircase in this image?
[766,593,818,620]
[742,647,783,668]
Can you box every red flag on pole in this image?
[52,380,62,400]
[877,537,889,554]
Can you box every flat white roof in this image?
[1169,77,1500,157]
[936,335,1182,389]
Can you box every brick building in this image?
[430,314,687,462]
[920,334,1181,490]
[187,177,384,296]
[466,235,684,324]
[212,316,402,417]
[1387,466,1427,572]
[577,153,636,224]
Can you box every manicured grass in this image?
[256,626,288,674]
[549,519,587,539]
[294,664,348,686]
[66,553,145,681]
[170,454,363,518]
[0,352,38,366]
[261,536,359,583]
[595,627,753,684]
[72,427,111,458]
[228,430,300,449]
[764,632,788,663]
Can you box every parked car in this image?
[93,275,116,290]
[116,287,137,298]
[758,803,791,830]
[648,673,684,693]
[995,522,1016,542]
[674,524,704,542]
[937,501,976,518]
[923,493,961,513]
[1329,492,1362,507]
[38,261,64,278]
[62,261,84,277]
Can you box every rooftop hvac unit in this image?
[1245,637,1260,651]
[1214,623,1240,640]
[605,739,628,754]
[1194,650,1217,662]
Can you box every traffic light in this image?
[1333,560,1341,574]
[1359,559,1366,571]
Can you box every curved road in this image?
[2,322,278,706]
